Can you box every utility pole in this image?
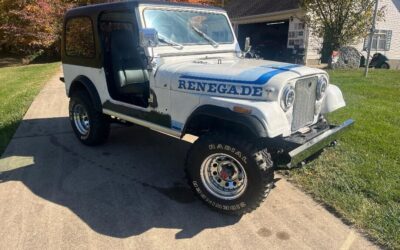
[364,0,379,77]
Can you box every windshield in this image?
[143,9,234,46]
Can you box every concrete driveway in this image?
[0,72,378,250]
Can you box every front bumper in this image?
[281,119,354,168]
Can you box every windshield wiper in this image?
[191,25,219,48]
[158,35,184,50]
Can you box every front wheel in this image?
[69,90,110,146]
[185,133,274,215]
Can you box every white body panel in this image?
[62,64,179,136]
[321,85,346,114]
[63,65,110,103]
[154,57,332,137]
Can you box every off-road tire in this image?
[185,132,274,215]
[69,90,110,146]
[380,62,390,69]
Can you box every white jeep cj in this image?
[61,1,353,215]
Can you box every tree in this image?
[0,0,66,55]
[301,0,385,63]
[0,0,110,57]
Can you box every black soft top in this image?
[65,0,224,19]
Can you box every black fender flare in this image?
[183,105,268,138]
[68,75,102,112]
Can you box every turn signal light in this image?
[233,106,252,114]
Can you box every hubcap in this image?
[200,153,247,200]
[73,104,90,136]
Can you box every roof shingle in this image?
[225,0,300,19]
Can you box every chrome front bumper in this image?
[285,119,354,168]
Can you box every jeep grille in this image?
[292,76,318,131]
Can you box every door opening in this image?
[99,13,149,108]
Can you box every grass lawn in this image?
[289,69,400,249]
[0,63,60,155]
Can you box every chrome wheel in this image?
[72,104,90,136]
[200,153,248,200]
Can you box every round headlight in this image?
[317,76,328,100]
[281,86,295,111]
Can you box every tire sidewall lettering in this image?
[204,143,251,209]
[208,143,247,164]
[193,180,247,211]
[187,136,274,214]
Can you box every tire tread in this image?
[185,132,274,215]
[69,90,110,146]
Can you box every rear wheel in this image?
[69,91,110,146]
[185,132,274,215]
[380,62,390,69]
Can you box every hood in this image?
[157,58,326,100]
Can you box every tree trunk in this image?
[321,31,340,64]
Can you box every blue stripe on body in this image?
[171,120,183,131]
[180,64,300,85]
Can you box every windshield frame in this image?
[141,7,236,47]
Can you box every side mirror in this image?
[244,37,252,53]
[140,28,159,47]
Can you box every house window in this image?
[364,30,392,51]
[288,22,306,49]
[296,23,305,30]
[65,17,96,58]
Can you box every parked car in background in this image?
[361,53,391,69]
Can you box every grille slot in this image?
[292,77,318,131]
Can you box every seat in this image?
[110,29,148,95]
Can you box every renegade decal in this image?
[178,80,263,97]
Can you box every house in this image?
[224,0,400,69]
